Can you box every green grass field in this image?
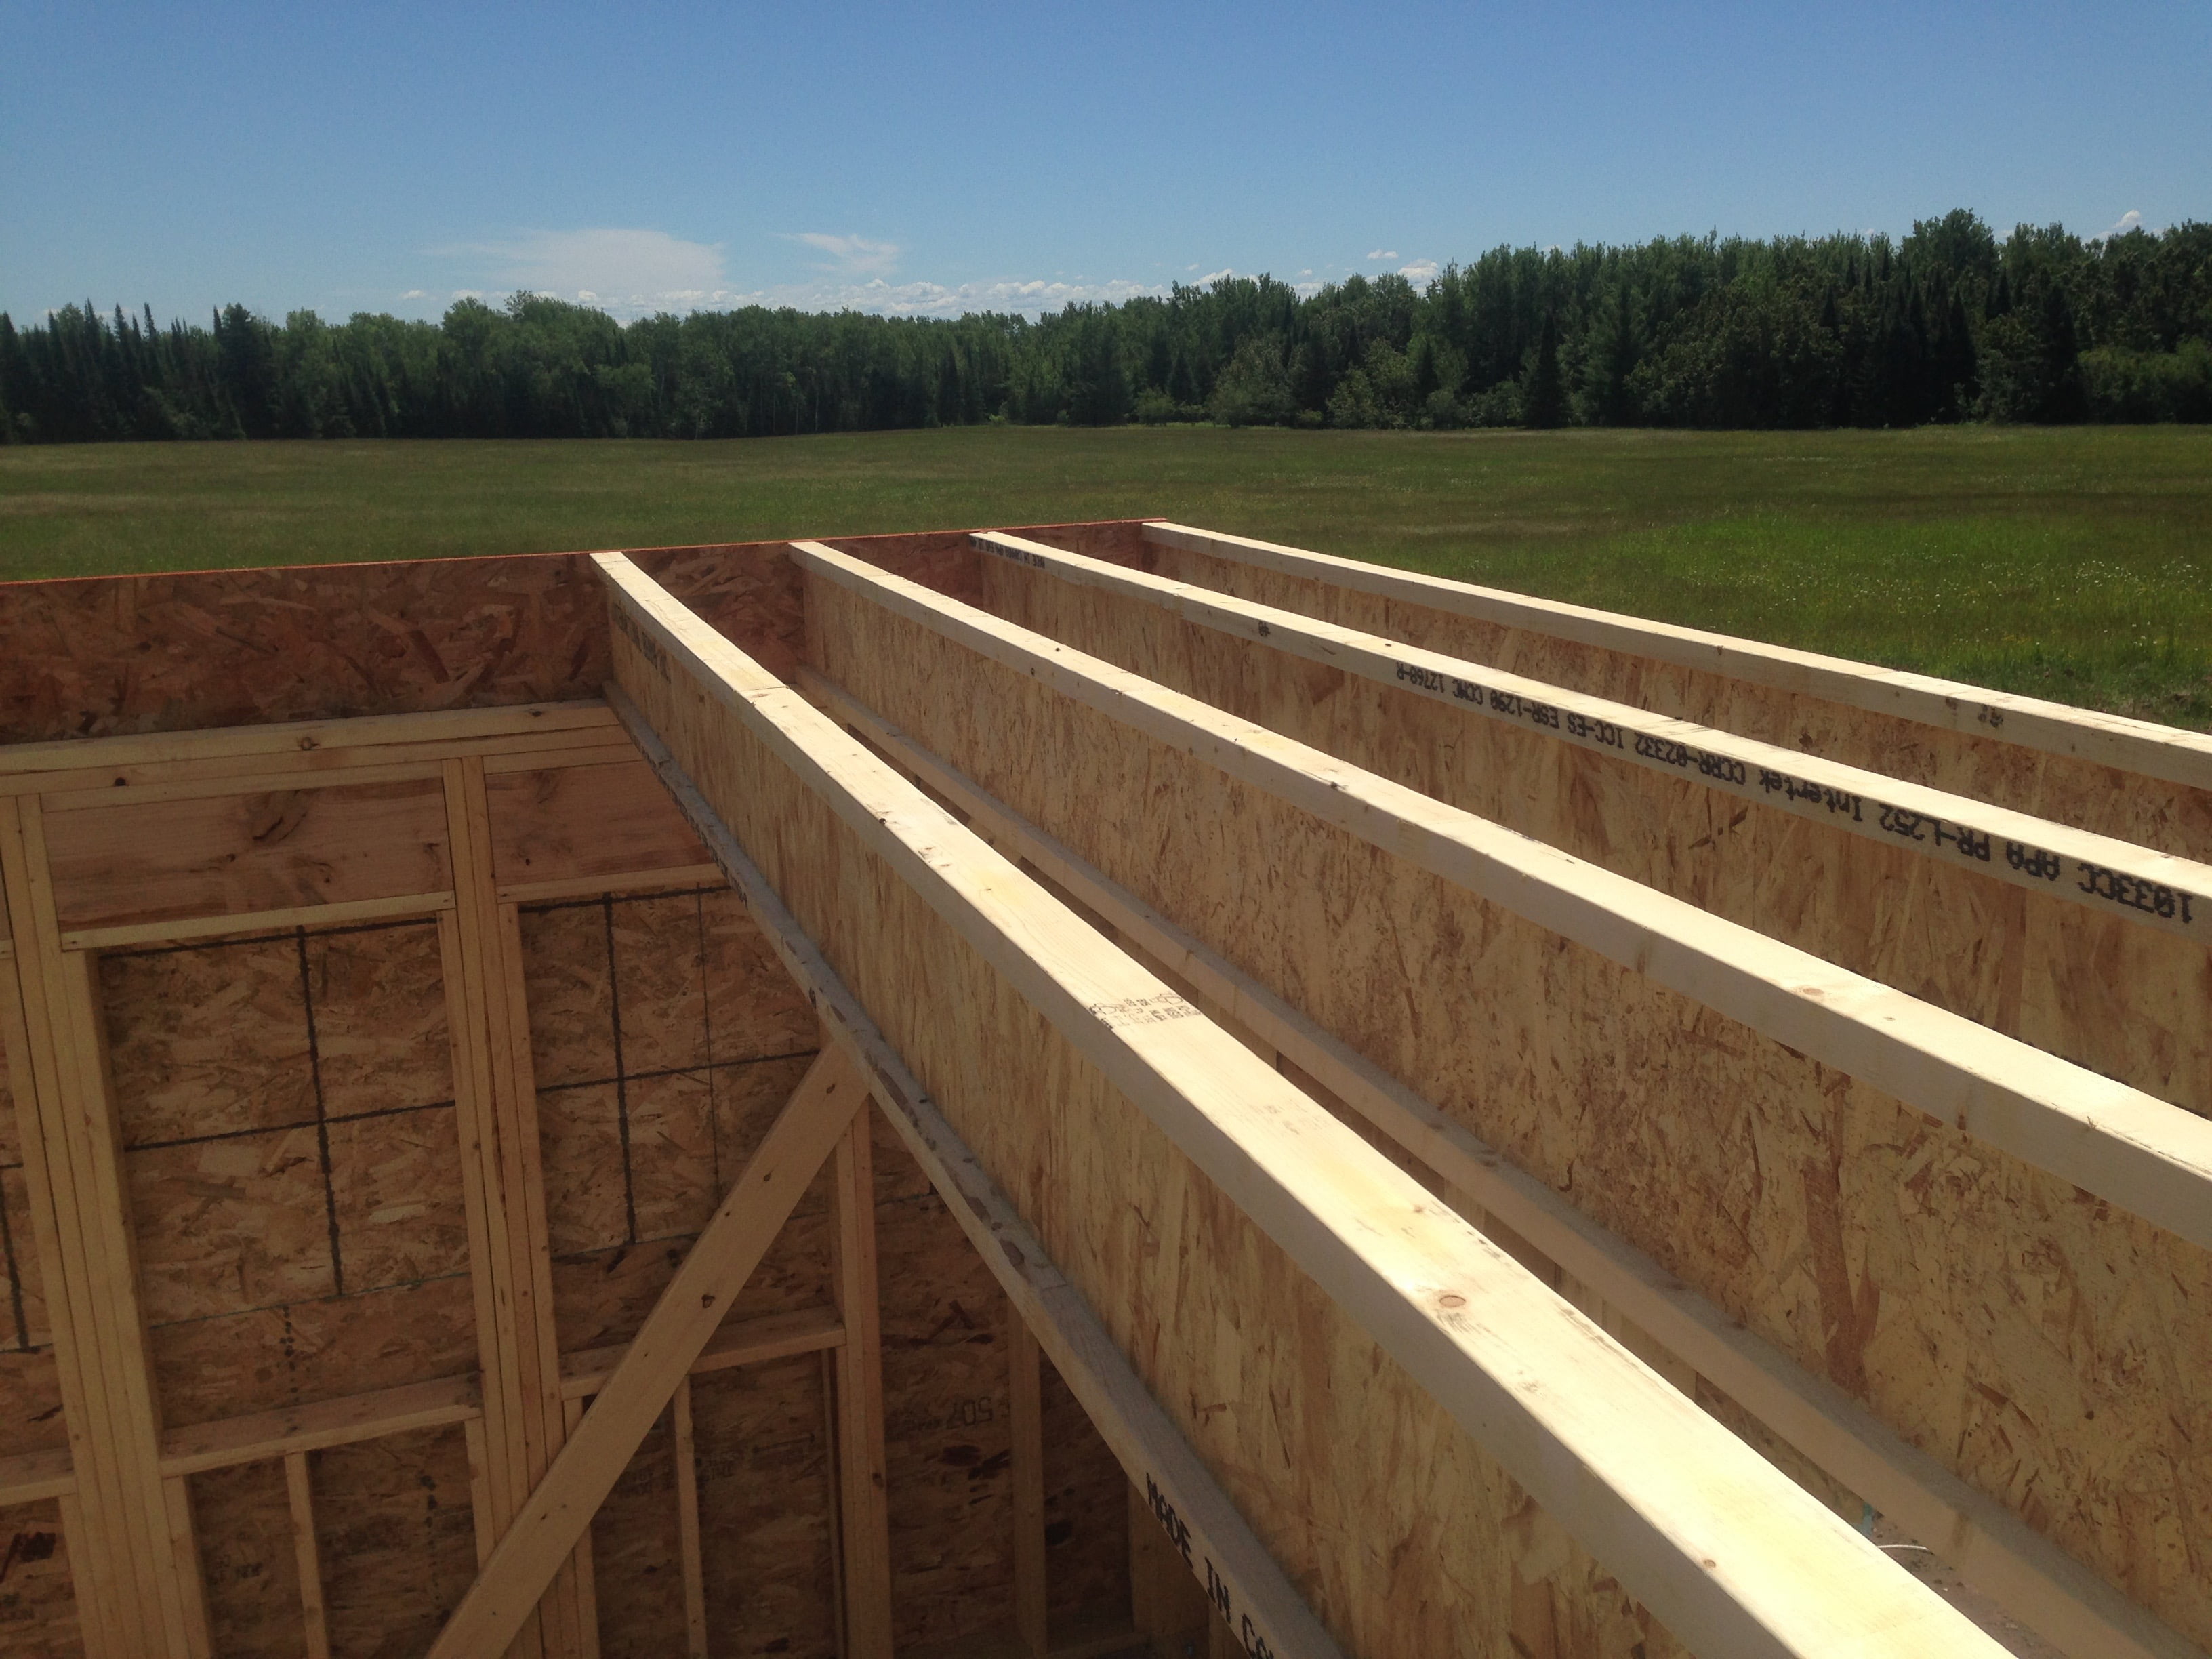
[3,424,2209,728]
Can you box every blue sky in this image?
[3,1,2205,323]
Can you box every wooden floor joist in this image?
[975,529,2211,942]
[803,669,2207,1659]
[797,539,2212,1250]
[795,538,2212,1656]
[1139,520,2212,851]
[607,679,1345,1659]
[1141,521,2212,793]
[828,1103,895,1657]
[598,549,2002,1659]
[969,527,2212,1124]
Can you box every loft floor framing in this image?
[0,518,2205,1659]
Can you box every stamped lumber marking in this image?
[1142,1471,1282,1658]
[1088,993,1203,1029]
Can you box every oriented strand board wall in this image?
[0,523,1146,747]
[0,1498,83,1658]
[1132,538,2212,865]
[975,560,2212,1119]
[617,598,1694,1659]
[804,571,2212,1651]
[105,922,476,1425]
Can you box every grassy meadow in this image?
[2,424,2208,729]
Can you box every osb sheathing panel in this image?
[1135,537,2212,864]
[100,921,476,1420]
[0,1498,83,1658]
[48,779,452,930]
[619,613,1685,1659]
[485,761,708,889]
[692,1355,838,1658]
[516,889,832,1351]
[1040,1355,1132,1629]
[190,1459,306,1659]
[590,1412,690,1659]
[0,521,1147,745]
[312,1425,480,1658]
[807,574,2212,1650]
[979,562,2212,1118]
[876,1179,1017,1650]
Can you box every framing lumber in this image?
[979,530,2211,943]
[425,1044,870,1659]
[804,670,2207,1659]
[495,863,723,906]
[606,680,1349,1659]
[557,1305,846,1400]
[59,890,455,952]
[1141,520,2212,804]
[0,701,622,790]
[829,1104,895,1657]
[285,1451,331,1659]
[161,1374,480,1477]
[161,1474,212,1658]
[672,1378,709,1659]
[0,1446,79,1507]
[599,551,2001,1659]
[1008,1312,1048,1658]
[441,754,586,1658]
[796,540,2212,1253]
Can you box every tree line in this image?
[4,210,2207,443]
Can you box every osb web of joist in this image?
[975,544,2212,1122]
[0,647,1143,1659]
[794,544,2212,1654]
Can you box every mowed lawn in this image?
[3,424,2209,728]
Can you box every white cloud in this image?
[432,228,729,312]
[1366,249,1397,261]
[761,274,1170,317]
[2102,209,2146,240]
[400,288,428,300]
[783,232,901,276]
[1399,259,1439,283]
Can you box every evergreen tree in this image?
[1523,312,1566,428]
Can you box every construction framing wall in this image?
[0,518,2204,1659]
